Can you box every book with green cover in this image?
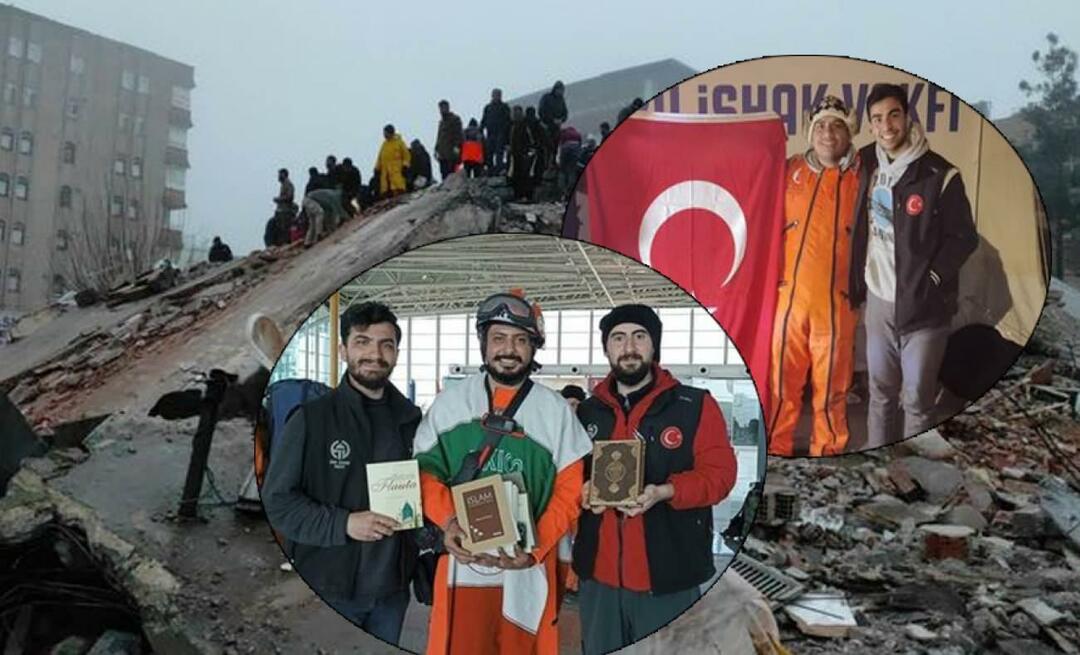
[366,460,424,530]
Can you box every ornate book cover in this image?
[589,439,644,507]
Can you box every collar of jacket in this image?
[590,365,679,418]
[336,374,421,425]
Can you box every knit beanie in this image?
[599,304,662,362]
[805,95,858,143]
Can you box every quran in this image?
[589,439,644,507]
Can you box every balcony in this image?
[163,188,186,210]
[168,107,193,128]
[164,146,190,169]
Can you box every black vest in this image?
[289,379,421,600]
[572,381,716,594]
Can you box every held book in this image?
[589,439,645,507]
[451,475,518,554]
[366,460,423,530]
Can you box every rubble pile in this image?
[0,177,563,433]
[756,302,1080,654]
[3,248,294,430]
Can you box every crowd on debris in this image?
[736,297,1080,654]
[257,82,647,251]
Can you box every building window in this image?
[131,157,142,178]
[59,185,72,208]
[8,37,23,58]
[0,174,8,196]
[70,55,85,74]
[111,195,123,216]
[127,199,139,219]
[56,230,69,251]
[22,87,36,108]
[134,116,144,135]
[171,85,191,109]
[118,113,130,131]
[27,42,41,64]
[66,98,81,119]
[3,83,15,105]
[137,75,150,94]
[114,157,126,175]
[6,269,20,293]
[62,141,76,164]
[17,132,32,155]
[166,167,186,190]
[0,129,12,151]
[14,176,28,200]
[53,274,66,296]
[11,223,23,245]
[168,126,188,148]
[0,220,5,242]
[121,70,135,91]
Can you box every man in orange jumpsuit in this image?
[415,292,592,654]
[769,96,862,456]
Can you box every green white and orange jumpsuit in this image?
[768,150,860,456]
[415,374,591,655]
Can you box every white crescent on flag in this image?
[638,180,748,287]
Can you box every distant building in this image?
[0,5,194,313]
[509,59,697,140]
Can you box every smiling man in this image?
[769,95,861,456]
[262,301,421,645]
[415,291,591,654]
[849,83,978,447]
[572,304,737,655]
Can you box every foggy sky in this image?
[19,0,1080,254]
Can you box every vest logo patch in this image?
[329,439,351,469]
[587,423,599,438]
[660,427,683,449]
[906,193,924,216]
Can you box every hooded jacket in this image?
[375,134,411,194]
[849,142,979,334]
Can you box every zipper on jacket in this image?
[769,171,823,432]
[823,171,844,445]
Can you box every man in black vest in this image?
[572,304,738,655]
[262,301,421,645]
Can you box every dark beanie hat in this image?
[599,304,662,361]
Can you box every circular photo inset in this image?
[256,233,767,654]
[565,55,1051,457]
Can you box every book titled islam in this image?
[451,476,518,554]
[589,439,644,507]
[366,460,423,530]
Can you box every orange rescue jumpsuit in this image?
[768,153,860,456]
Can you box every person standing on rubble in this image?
[462,118,485,178]
[508,105,542,203]
[768,96,862,457]
[435,99,464,182]
[408,139,434,191]
[850,83,978,447]
[481,88,511,174]
[572,304,737,655]
[263,302,421,646]
[374,124,411,199]
[538,81,568,171]
[337,158,363,215]
[415,291,592,654]
[207,236,233,263]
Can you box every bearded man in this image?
[263,301,421,646]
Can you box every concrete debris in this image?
[784,593,857,638]
[1017,597,1069,627]
[765,307,1080,653]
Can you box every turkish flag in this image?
[582,115,786,416]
